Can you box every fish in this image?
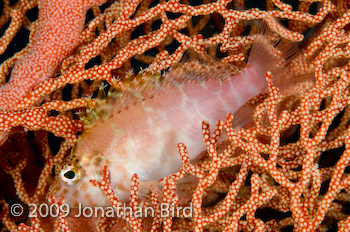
[48,21,312,207]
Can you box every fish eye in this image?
[60,164,82,185]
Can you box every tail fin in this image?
[247,18,314,96]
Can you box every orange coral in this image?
[1,0,350,231]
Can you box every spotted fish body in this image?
[49,30,305,207]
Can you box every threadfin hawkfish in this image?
[49,22,311,207]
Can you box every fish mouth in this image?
[46,182,64,203]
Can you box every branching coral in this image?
[0,0,350,231]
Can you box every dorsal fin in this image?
[166,57,239,84]
[81,54,240,127]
